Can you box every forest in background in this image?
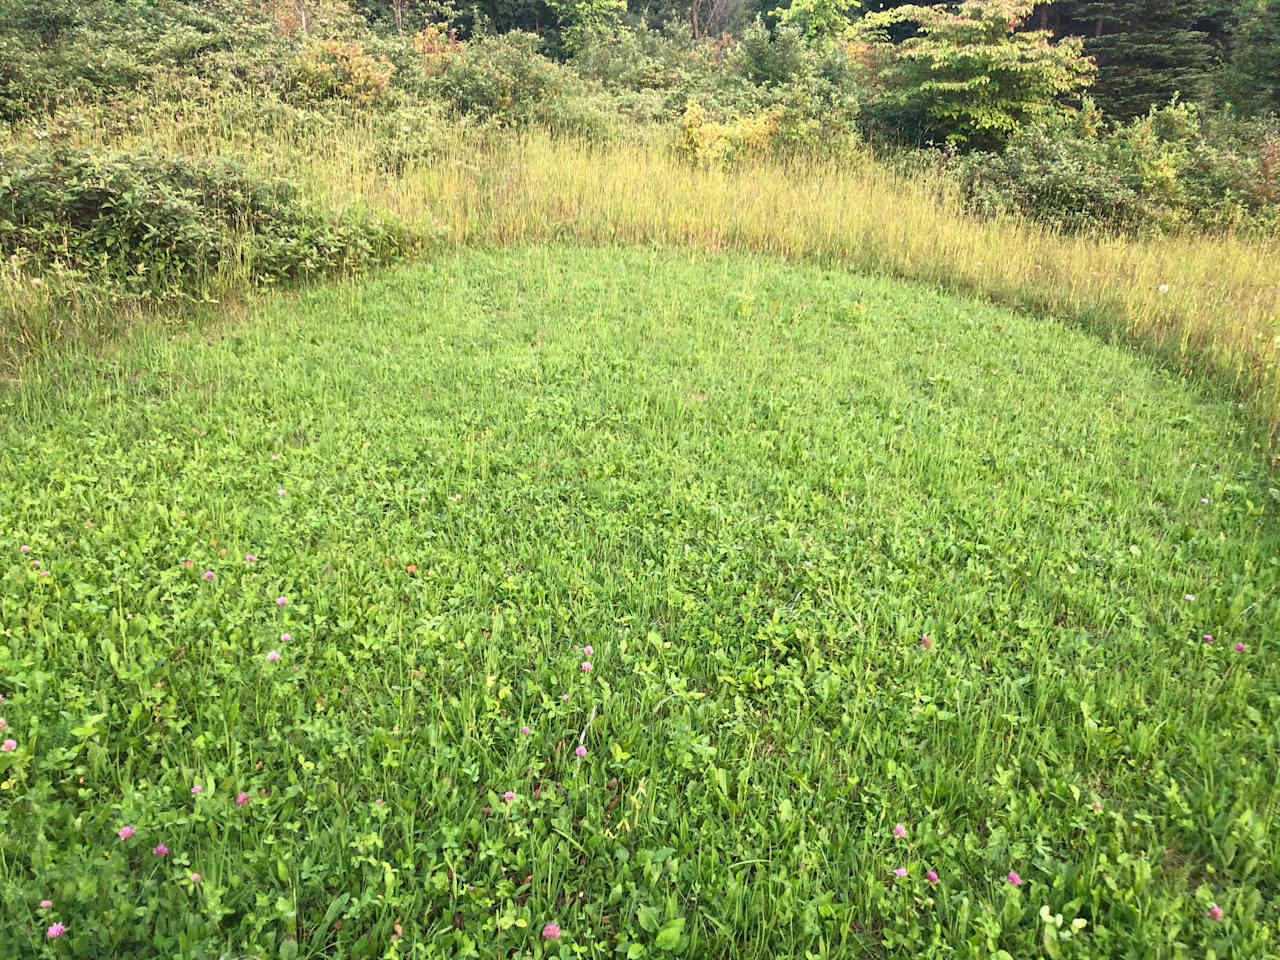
[346,0,1279,119]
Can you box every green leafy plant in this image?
[857,0,1095,148]
[775,0,862,46]
[941,97,1280,234]
[434,31,608,133]
[0,148,410,299]
[547,0,626,55]
[290,38,396,107]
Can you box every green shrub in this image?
[941,98,1280,235]
[434,32,566,122]
[856,0,1094,149]
[671,94,861,166]
[664,21,862,159]
[940,112,1151,234]
[0,149,411,298]
[548,0,627,56]
[573,23,773,125]
[0,0,241,122]
[572,22,725,94]
[434,31,610,137]
[731,19,811,87]
[289,38,396,107]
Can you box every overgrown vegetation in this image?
[0,148,408,297]
[3,0,1275,231]
[941,97,1280,234]
[0,0,242,121]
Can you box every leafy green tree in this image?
[734,17,812,81]
[549,0,626,52]
[776,0,861,44]
[857,0,1095,147]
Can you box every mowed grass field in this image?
[2,247,1278,959]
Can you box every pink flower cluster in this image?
[887,822,940,886]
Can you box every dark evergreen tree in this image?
[1032,1,1227,116]
[1223,0,1280,113]
[1078,0,1217,116]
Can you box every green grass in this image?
[7,110,1280,450]
[2,247,1278,959]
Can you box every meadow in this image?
[5,101,1280,452]
[2,248,1278,957]
[3,5,1280,954]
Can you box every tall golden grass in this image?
[5,99,1279,451]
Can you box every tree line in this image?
[357,0,1278,117]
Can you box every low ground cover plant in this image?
[2,249,1278,957]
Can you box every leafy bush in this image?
[940,107,1150,233]
[433,31,610,136]
[672,100,735,164]
[665,21,863,161]
[0,149,411,298]
[413,22,464,79]
[548,0,627,56]
[572,23,765,125]
[731,19,811,87]
[671,94,860,165]
[572,22,724,93]
[256,0,364,37]
[942,98,1280,234]
[434,32,565,122]
[0,0,242,122]
[856,0,1094,149]
[775,0,861,46]
[290,38,396,106]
